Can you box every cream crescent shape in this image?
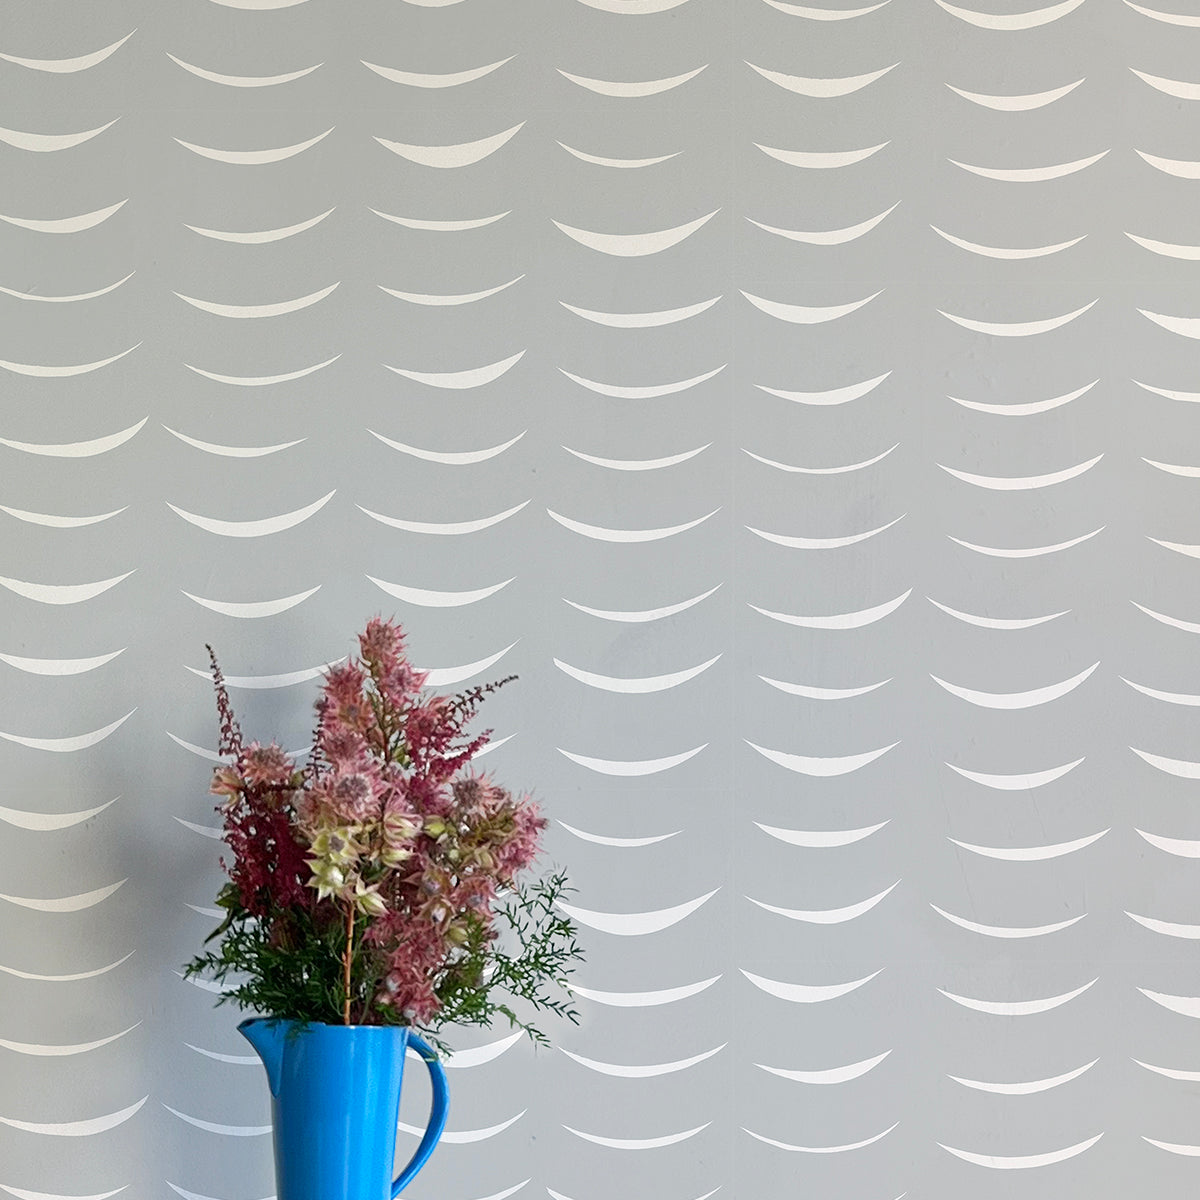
[1134,1060,1200,1080]
[563,1124,708,1149]
[749,588,911,628]
[1140,989,1200,1017]
[930,662,1098,708]
[384,350,525,388]
[933,0,1086,28]
[0,880,125,911]
[938,1134,1102,1168]
[546,507,719,542]
[1132,601,1200,634]
[557,143,679,168]
[0,1098,147,1136]
[557,821,681,847]
[743,444,898,473]
[210,0,310,6]
[748,203,898,245]
[437,1186,528,1200]
[166,1184,267,1200]
[754,821,889,847]
[745,741,898,777]
[467,733,514,760]
[743,1123,897,1153]
[564,583,722,623]
[378,276,524,305]
[183,1047,259,1066]
[3,1187,128,1200]
[949,1060,1097,1094]
[747,881,899,923]
[1123,677,1200,705]
[185,354,340,386]
[0,120,119,152]
[946,78,1085,109]
[0,271,135,303]
[557,745,707,776]
[185,208,334,244]
[567,975,720,1006]
[1131,68,1200,100]
[181,587,320,618]
[1135,150,1200,179]
[399,0,467,7]
[165,53,322,87]
[746,514,903,549]
[559,365,724,398]
[162,1108,269,1136]
[741,968,882,1003]
[1128,912,1200,938]
[938,300,1096,336]
[367,576,513,607]
[556,65,706,96]
[1144,1138,1200,1156]
[1131,747,1200,778]
[930,904,1085,937]
[946,757,1084,790]
[755,142,889,168]
[559,1045,724,1077]
[948,526,1105,557]
[362,57,514,87]
[174,128,333,164]
[554,654,720,693]
[174,282,339,318]
[1124,0,1200,22]
[1143,458,1200,476]
[745,60,898,97]
[368,429,524,463]
[950,150,1108,181]
[439,1031,524,1067]
[944,987,1095,1019]
[563,444,710,470]
[553,210,719,256]
[559,297,720,327]
[755,370,891,405]
[0,343,140,377]
[174,818,222,839]
[0,505,126,528]
[163,426,304,457]
[742,289,882,324]
[556,889,718,935]
[0,572,134,605]
[400,1112,524,1142]
[166,490,335,537]
[758,676,890,698]
[0,1024,139,1056]
[0,797,117,829]
[1140,310,1200,340]
[949,829,1108,860]
[0,951,134,982]
[931,226,1084,259]
[0,199,127,233]
[0,31,135,73]
[756,1051,891,1083]
[357,500,528,535]
[1135,829,1200,857]
[927,597,1068,629]
[183,661,341,689]
[370,209,509,231]
[949,380,1096,416]
[762,0,890,16]
[375,123,524,168]
[179,973,233,993]
[575,0,692,11]
[418,643,518,686]
[165,733,229,763]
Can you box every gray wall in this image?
[2,0,1200,1197]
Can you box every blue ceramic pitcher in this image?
[240,1017,449,1200]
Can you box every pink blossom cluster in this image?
[208,617,544,1025]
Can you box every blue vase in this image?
[240,1017,449,1200]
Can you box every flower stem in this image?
[343,900,355,1025]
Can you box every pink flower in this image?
[241,742,295,788]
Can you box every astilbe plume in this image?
[185,619,581,1047]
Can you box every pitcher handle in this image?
[393,1032,450,1197]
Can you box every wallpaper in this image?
[2,0,1199,1198]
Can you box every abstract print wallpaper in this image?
[3,0,1200,1198]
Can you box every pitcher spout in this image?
[239,1017,288,1097]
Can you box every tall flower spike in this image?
[207,644,243,758]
